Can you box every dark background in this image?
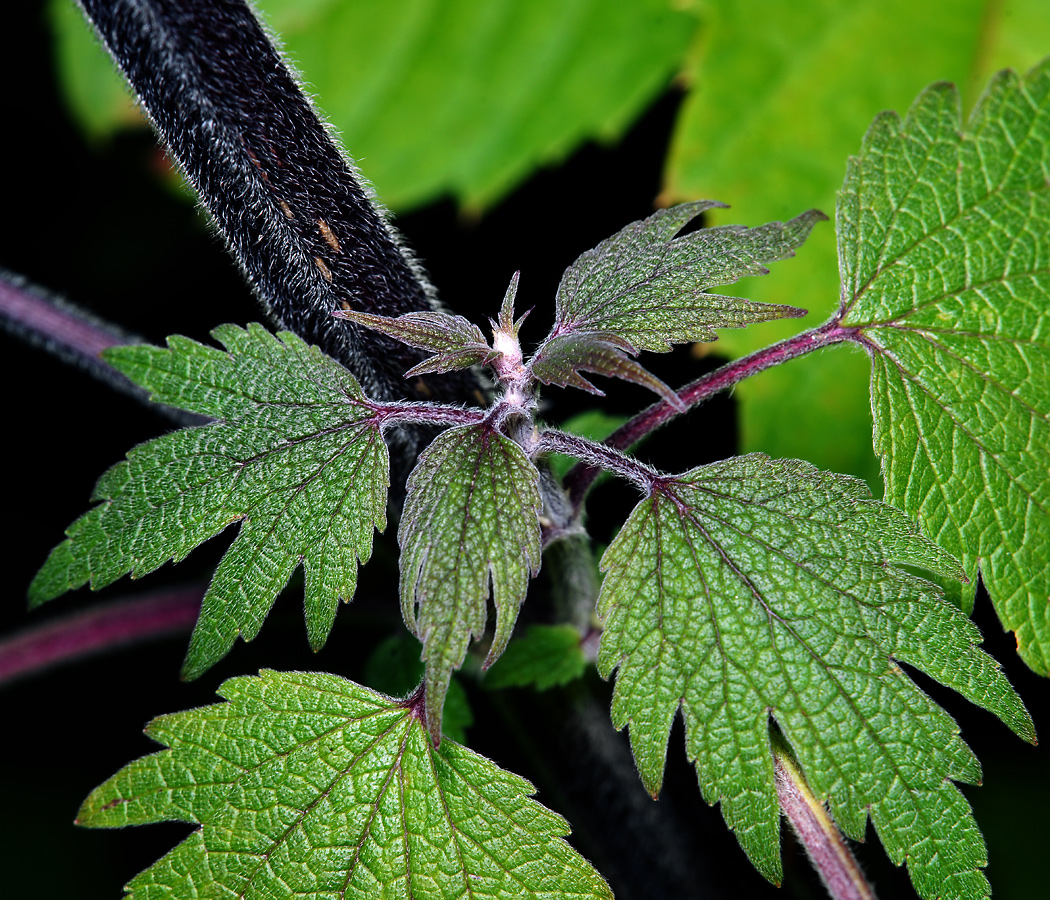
[2,3,1047,899]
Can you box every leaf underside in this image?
[596,454,1032,898]
[838,59,1050,672]
[77,670,612,900]
[29,325,389,679]
[399,424,542,743]
[530,202,820,401]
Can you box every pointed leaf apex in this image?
[499,270,521,332]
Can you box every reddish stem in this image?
[0,271,205,424]
[0,588,203,686]
[774,745,877,900]
[564,320,857,507]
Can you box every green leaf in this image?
[77,670,612,900]
[483,624,588,691]
[399,424,542,742]
[335,308,492,376]
[837,60,1050,673]
[52,0,697,212]
[596,454,1033,897]
[29,324,389,679]
[529,202,820,402]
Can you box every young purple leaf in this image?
[528,201,820,402]
[334,307,492,376]
[547,201,817,349]
[399,424,543,744]
[530,330,684,409]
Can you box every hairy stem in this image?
[563,320,857,506]
[373,400,487,430]
[0,588,202,686]
[538,428,659,493]
[774,740,877,900]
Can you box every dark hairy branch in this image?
[74,0,481,432]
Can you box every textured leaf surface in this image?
[546,201,816,350]
[336,308,491,376]
[596,454,1033,897]
[30,325,388,678]
[663,0,1050,487]
[53,0,696,211]
[483,624,587,691]
[529,203,819,400]
[77,670,611,900]
[399,424,542,741]
[838,60,1050,672]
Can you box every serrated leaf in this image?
[77,670,611,900]
[529,202,821,403]
[483,624,588,691]
[399,424,542,742]
[837,60,1050,673]
[530,330,683,407]
[335,308,492,376]
[596,454,1033,898]
[29,324,389,678]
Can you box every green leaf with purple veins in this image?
[836,59,1050,673]
[29,324,389,679]
[399,424,542,743]
[597,453,1033,898]
[77,670,612,900]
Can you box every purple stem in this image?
[774,746,877,900]
[564,320,857,507]
[1,270,131,372]
[0,588,203,687]
[0,270,205,424]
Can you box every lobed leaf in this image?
[77,670,612,900]
[334,308,492,376]
[597,454,1033,898]
[529,202,820,402]
[29,324,389,678]
[547,201,818,349]
[399,424,542,742]
[837,59,1050,672]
